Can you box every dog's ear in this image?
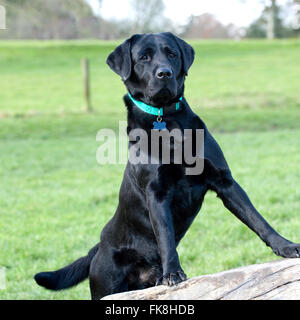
[106,35,139,81]
[165,32,195,76]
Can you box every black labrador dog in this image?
[35,32,300,299]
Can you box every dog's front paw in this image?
[155,270,187,287]
[274,243,300,258]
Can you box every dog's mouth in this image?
[148,87,176,106]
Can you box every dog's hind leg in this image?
[89,244,128,300]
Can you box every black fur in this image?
[34,244,98,290]
[34,32,300,299]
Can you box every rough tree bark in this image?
[102,258,300,300]
[267,0,276,39]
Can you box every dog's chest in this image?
[172,178,206,214]
[170,178,207,242]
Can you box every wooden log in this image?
[102,258,300,300]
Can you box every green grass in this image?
[0,40,299,115]
[0,39,299,299]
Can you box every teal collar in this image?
[128,92,183,116]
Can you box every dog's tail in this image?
[34,243,99,291]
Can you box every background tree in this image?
[182,14,242,39]
[1,0,97,39]
[129,0,172,34]
[241,0,278,39]
[246,0,299,38]
[244,0,299,38]
[290,0,300,32]
[267,0,276,38]
[1,0,299,40]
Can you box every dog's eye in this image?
[168,52,176,59]
[140,54,149,61]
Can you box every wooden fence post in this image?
[82,58,92,112]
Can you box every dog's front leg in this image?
[214,171,300,258]
[146,189,187,286]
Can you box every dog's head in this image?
[107,32,194,107]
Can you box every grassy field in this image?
[0,40,299,299]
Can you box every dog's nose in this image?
[156,67,173,80]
